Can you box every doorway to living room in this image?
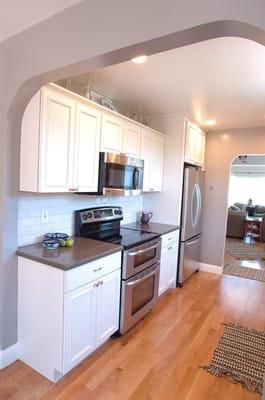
[224,154,265,281]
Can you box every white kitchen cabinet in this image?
[141,129,165,192]
[122,122,141,158]
[18,251,122,382]
[40,87,76,192]
[96,269,121,346]
[100,112,123,153]
[20,83,166,193]
[74,103,101,192]
[20,85,101,193]
[150,133,164,191]
[184,120,205,167]
[159,230,179,296]
[63,268,121,373]
[63,281,96,373]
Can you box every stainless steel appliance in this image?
[179,167,204,285]
[78,152,144,196]
[75,206,161,334]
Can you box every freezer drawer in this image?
[179,235,201,285]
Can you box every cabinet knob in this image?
[168,246,173,250]
[93,267,102,272]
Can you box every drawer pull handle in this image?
[93,280,103,288]
[93,267,102,272]
[168,246,173,250]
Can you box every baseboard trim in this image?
[199,263,223,275]
[0,342,19,369]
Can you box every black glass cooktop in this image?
[83,227,160,249]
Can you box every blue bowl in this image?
[42,239,60,250]
[44,233,69,240]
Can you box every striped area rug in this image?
[223,264,265,282]
[202,323,265,394]
[225,239,265,260]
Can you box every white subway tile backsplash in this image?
[18,193,143,246]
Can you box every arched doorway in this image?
[2,14,265,352]
[224,154,265,279]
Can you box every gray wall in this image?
[1,0,265,350]
[201,127,265,267]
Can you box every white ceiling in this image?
[69,37,265,131]
[0,0,82,41]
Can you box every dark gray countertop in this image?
[122,222,180,235]
[17,236,123,271]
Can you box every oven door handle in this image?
[126,268,158,286]
[128,243,159,257]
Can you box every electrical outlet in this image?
[41,210,49,224]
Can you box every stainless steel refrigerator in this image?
[179,166,204,286]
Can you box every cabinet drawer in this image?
[162,230,179,248]
[65,252,122,293]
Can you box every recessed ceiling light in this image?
[131,55,147,64]
[206,119,216,126]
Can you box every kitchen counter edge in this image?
[16,237,123,271]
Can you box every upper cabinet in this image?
[141,129,164,192]
[20,84,166,193]
[20,86,101,193]
[74,103,101,192]
[100,113,123,154]
[122,122,141,158]
[184,120,205,167]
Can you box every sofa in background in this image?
[227,203,265,240]
[227,208,246,238]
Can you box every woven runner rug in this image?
[225,238,265,260]
[223,264,265,282]
[202,323,265,394]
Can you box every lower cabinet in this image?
[63,280,97,373]
[159,231,179,296]
[18,252,122,382]
[63,268,121,373]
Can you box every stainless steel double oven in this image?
[75,206,161,334]
[120,237,161,334]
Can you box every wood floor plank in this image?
[0,271,263,400]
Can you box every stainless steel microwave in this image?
[78,152,144,196]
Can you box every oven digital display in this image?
[94,209,113,218]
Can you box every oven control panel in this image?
[77,206,123,224]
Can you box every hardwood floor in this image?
[1,271,264,400]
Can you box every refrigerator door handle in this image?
[191,184,201,228]
[195,183,202,227]
[185,237,201,246]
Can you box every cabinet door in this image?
[96,269,121,346]
[74,103,101,192]
[141,129,153,191]
[63,281,97,373]
[150,134,164,191]
[166,241,179,287]
[101,113,123,153]
[39,88,75,192]
[185,122,197,165]
[199,130,205,166]
[123,122,141,158]
[159,247,168,296]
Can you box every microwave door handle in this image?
[133,168,139,189]
[128,243,158,257]
[126,268,158,286]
